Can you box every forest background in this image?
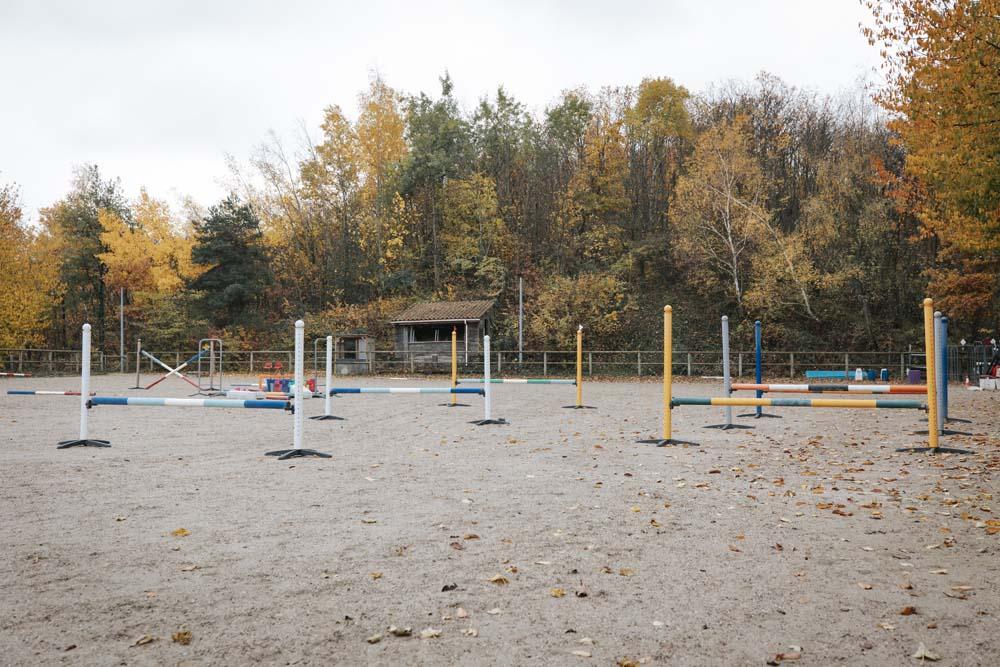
[1,0,997,354]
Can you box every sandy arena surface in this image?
[2,373,999,666]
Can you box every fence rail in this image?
[3,345,995,382]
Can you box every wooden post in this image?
[451,327,458,406]
[575,325,583,408]
[790,352,795,379]
[663,306,672,441]
[543,352,547,376]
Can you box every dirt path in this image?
[1,375,998,665]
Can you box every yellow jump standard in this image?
[639,300,944,450]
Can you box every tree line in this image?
[1,0,996,354]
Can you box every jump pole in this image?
[471,335,507,425]
[940,315,970,425]
[442,326,469,407]
[57,323,110,449]
[706,315,752,429]
[130,338,142,389]
[266,320,330,460]
[637,305,696,446]
[739,320,780,419]
[563,325,595,409]
[311,335,344,421]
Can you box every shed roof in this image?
[391,299,495,324]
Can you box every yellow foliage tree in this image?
[0,183,61,348]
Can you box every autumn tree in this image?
[866,0,1000,328]
[0,182,61,348]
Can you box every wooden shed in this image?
[391,300,495,363]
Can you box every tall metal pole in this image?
[119,288,125,373]
[518,276,523,364]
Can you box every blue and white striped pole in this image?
[941,316,949,421]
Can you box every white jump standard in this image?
[57,324,111,449]
[265,320,331,460]
[471,335,507,426]
[310,335,344,421]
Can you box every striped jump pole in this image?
[91,396,290,409]
[442,326,470,407]
[0,372,31,377]
[706,315,753,430]
[738,320,780,420]
[673,397,925,409]
[732,383,929,394]
[331,387,484,395]
[564,325,595,409]
[940,315,971,427]
[637,305,696,447]
[8,390,95,396]
[267,319,331,460]
[57,323,110,449]
[456,379,574,385]
[311,335,344,421]
[928,313,972,435]
[471,335,507,426]
[139,349,205,391]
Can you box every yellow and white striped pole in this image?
[664,305,672,441]
[924,298,939,450]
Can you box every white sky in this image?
[0,0,880,221]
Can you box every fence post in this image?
[76,351,81,373]
[19,350,24,373]
[789,352,795,379]
[543,352,547,376]
[687,352,692,376]
[249,350,254,373]
[48,350,54,374]
[844,352,849,374]
[410,351,415,373]
[738,352,742,378]
[899,352,905,379]
[498,351,502,374]
[588,352,593,376]
[637,350,641,376]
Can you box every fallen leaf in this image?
[487,608,501,615]
[179,564,199,572]
[134,635,155,646]
[171,631,192,645]
[170,528,190,538]
[460,628,478,637]
[618,568,634,577]
[366,634,381,644]
[551,588,566,598]
[858,583,873,590]
[420,628,441,639]
[456,607,468,619]
[912,642,940,661]
[488,575,509,585]
[388,626,412,637]
[572,650,592,658]
[900,606,917,616]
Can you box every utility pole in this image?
[518,276,523,364]
[119,288,125,373]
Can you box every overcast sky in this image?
[0,0,880,221]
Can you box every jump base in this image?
[562,404,596,409]
[896,445,975,455]
[737,412,782,419]
[704,423,755,430]
[438,402,471,407]
[57,438,111,449]
[265,448,332,460]
[636,437,699,447]
[471,418,508,426]
[309,414,345,421]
